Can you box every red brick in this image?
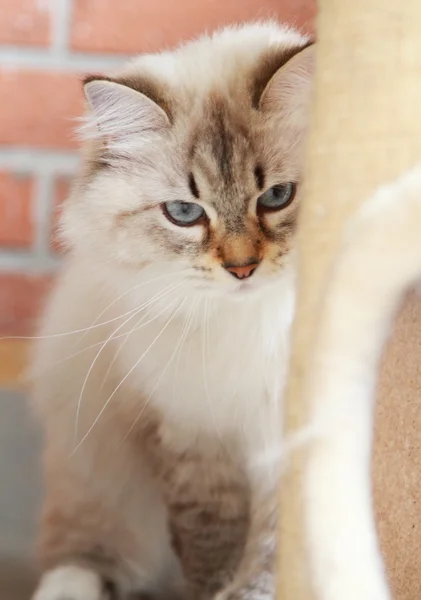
[0,0,50,47]
[0,171,34,248]
[50,176,71,253]
[71,0,316,55]
[0,70,84,149]
[0,273,53,337]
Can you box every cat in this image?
[30,22,314,600]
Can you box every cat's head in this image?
[63,23,314,299]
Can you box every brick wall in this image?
[0,0,315,336]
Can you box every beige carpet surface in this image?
[374,291,421,599]
[0,558,36,600]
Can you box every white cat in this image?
[31,22,314,600]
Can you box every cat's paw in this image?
[32,565,111,600]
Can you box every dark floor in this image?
[0,389,42,599]
[0,557,36,599]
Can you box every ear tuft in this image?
[79,78,170,149]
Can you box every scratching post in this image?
[277,1,421,599]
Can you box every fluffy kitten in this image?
[31,22,314,600]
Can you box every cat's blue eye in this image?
[257,183,296,211]
[163,201,206,226]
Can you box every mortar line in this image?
[0,149,79,173]
[0,250,60,274]
[51,0,72,55]
[0,47,127,71]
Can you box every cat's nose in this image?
[224,261,260,279]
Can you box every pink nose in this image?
[224,262,259,279]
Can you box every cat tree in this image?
[277,1,421,599]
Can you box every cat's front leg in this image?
[147,436,251,600]
[168,463,251,600]
[212,488,277,600]
[31,430,176,600]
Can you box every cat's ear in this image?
[258,43,315,115]
[81,77,170,145]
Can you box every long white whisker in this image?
[120,297,197,444]
[72,297,186,454]
[98,280,185,391]
[0,270,190,343]
[74,280,186,439]
[3,305,141,343]
[28,286,189,381]
[98,309,150,392]
[74,307,144,441]
[73,269,189,349]
[174,297,199,379]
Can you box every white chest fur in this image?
[116,278,294,466]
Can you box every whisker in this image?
[120,296,197,444]
[98,309,150,392]
[74,279,186,439]
[28,283,190,381]
[174,297,199,379]
[26,338,113,381]
[74,307,145,441]
[73,269,189,350]
[72,296,187,454]
[24,314,149,381]
[98,280,186,390]
[2,304,143,344]
[0,270,190,343]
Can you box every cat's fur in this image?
[302,165,421,600]
[31,23,314,600]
